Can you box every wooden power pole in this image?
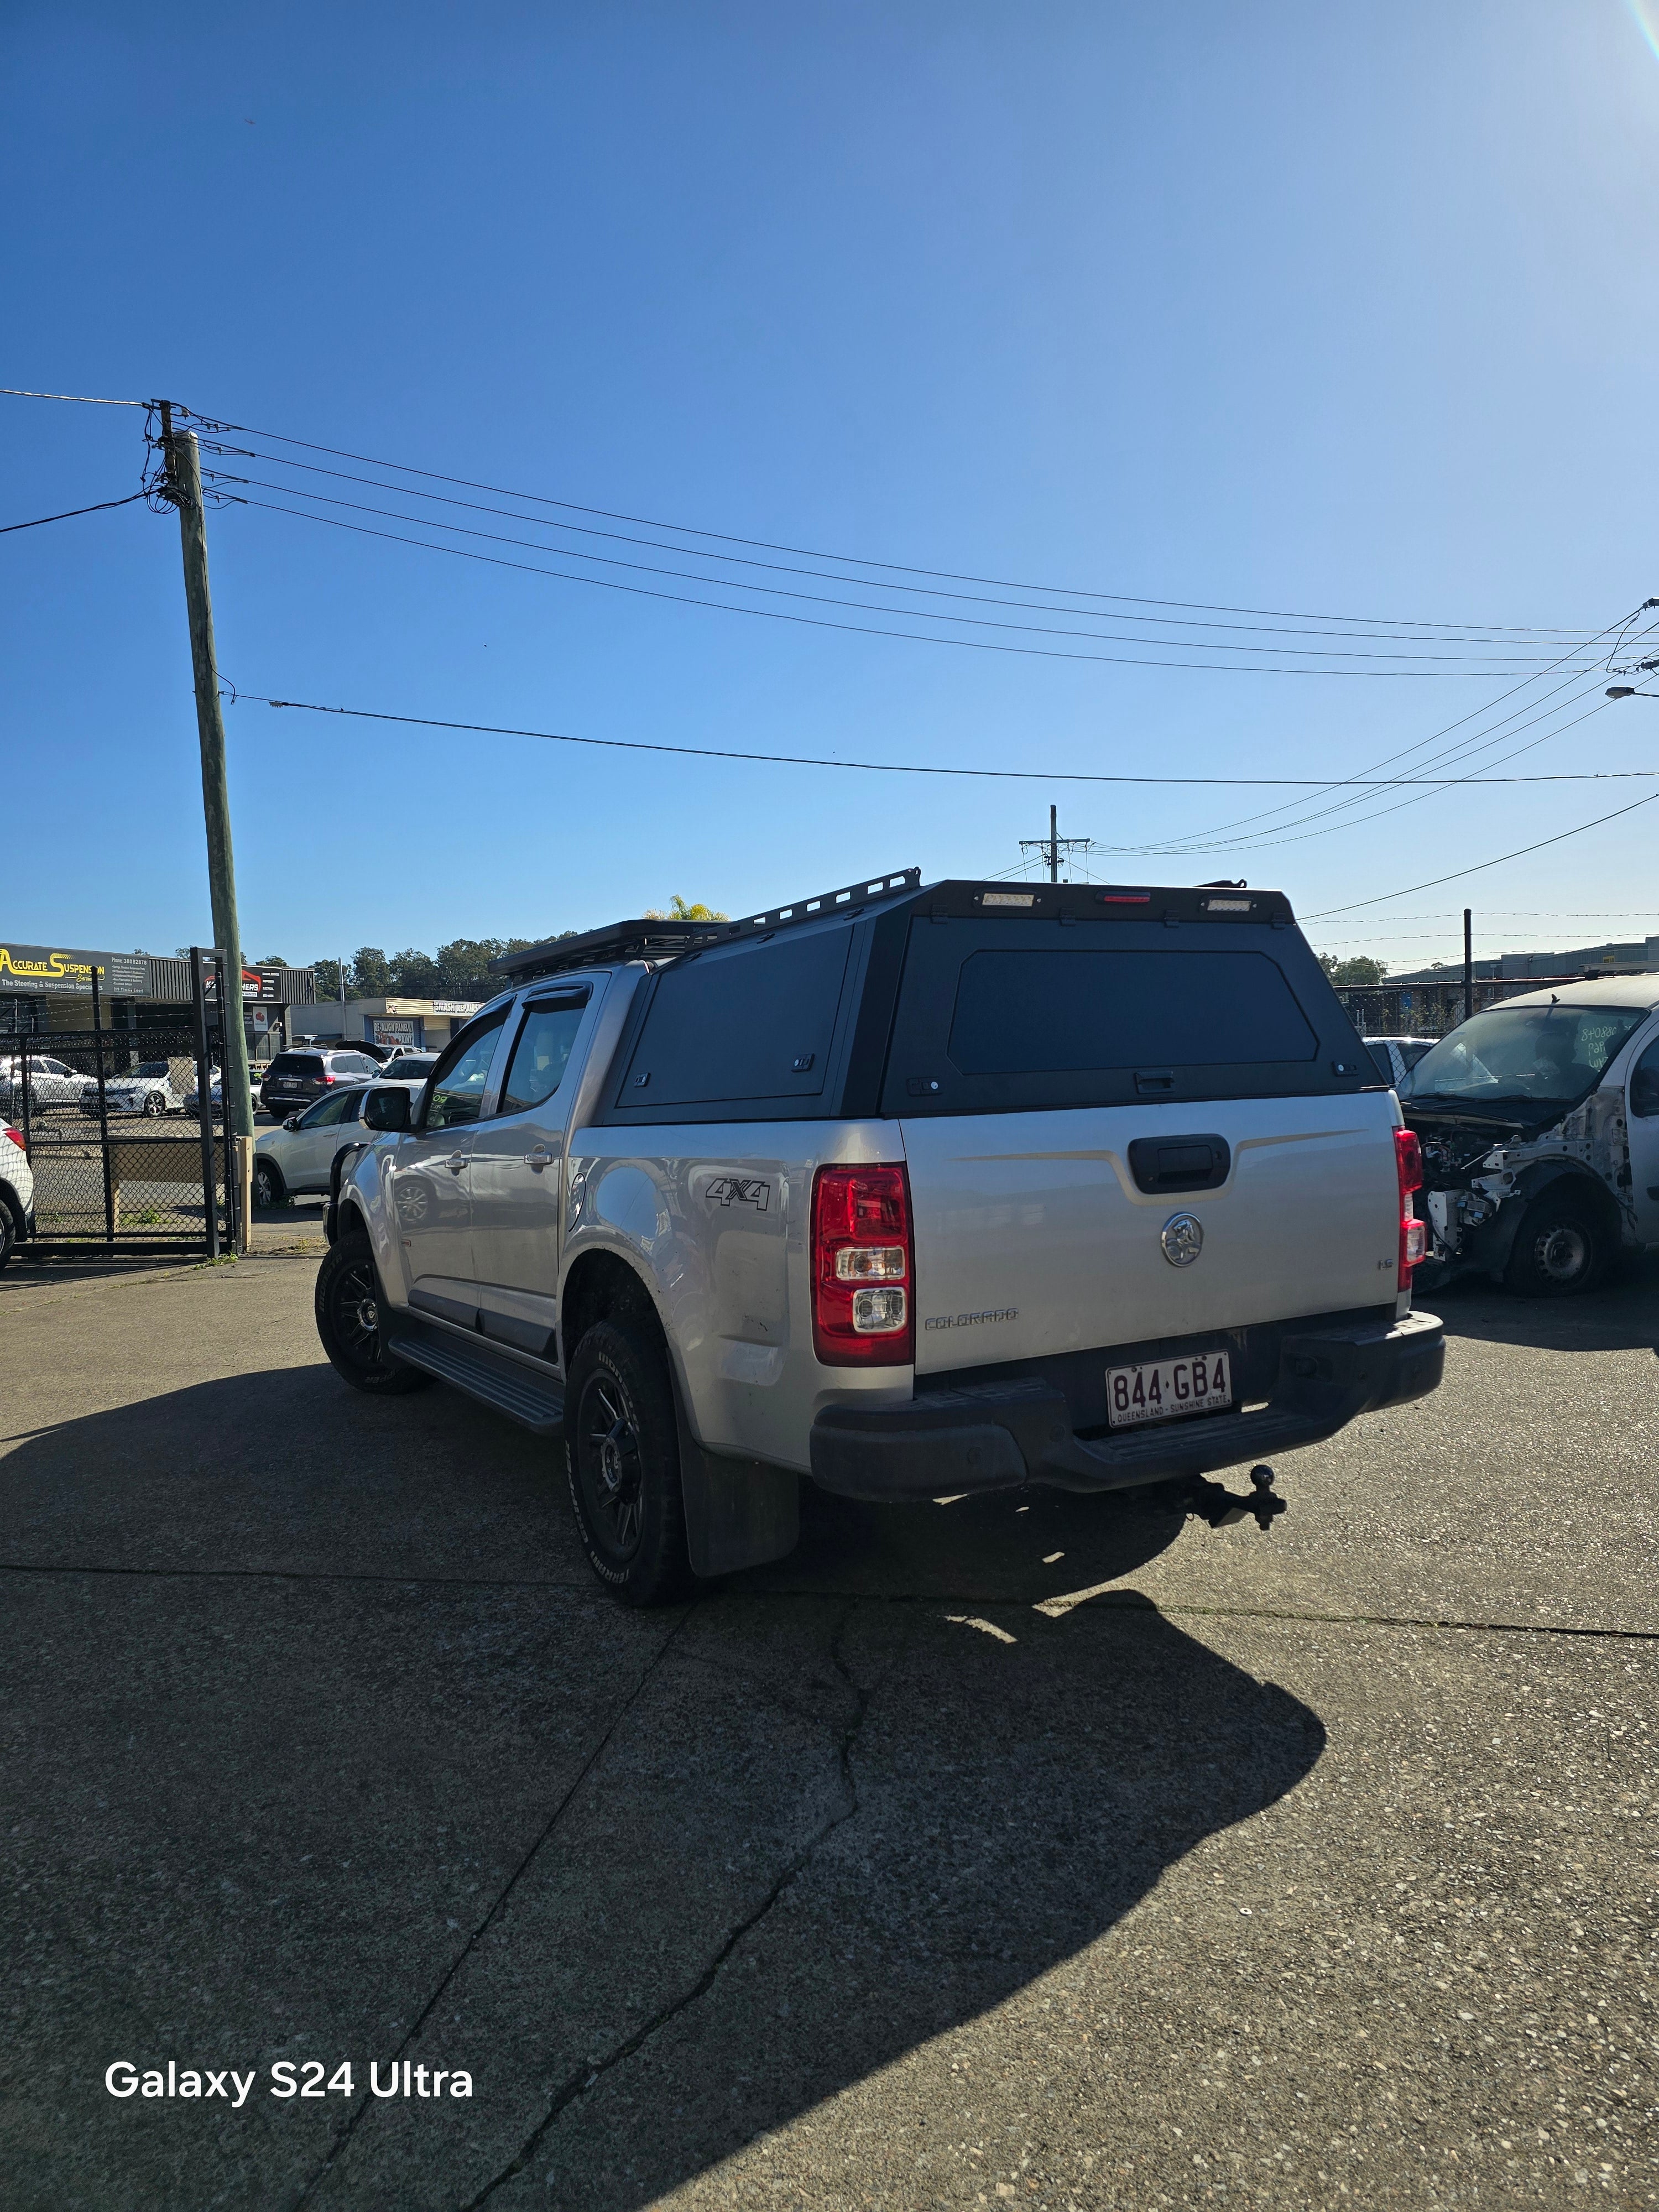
[161,406,253,1143]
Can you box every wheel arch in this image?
[560,1245,669,1373]
[1477,1158,1626,1275]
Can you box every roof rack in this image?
[488,868,921,984]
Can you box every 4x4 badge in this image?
[1160,1211,1203,1266]
[707,1176,770,1212]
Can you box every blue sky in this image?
[6,0,1659,980]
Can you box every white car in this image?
[0,1120,34,1269]
[0,1053,86,1109]
[81,1060,186,1118]
[254,1078,426,1208]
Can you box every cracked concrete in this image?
[2,1251,1656,2209]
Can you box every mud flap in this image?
[672,1390,800,1578]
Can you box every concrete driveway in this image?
[1,1252,1653,2210]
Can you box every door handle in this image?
[447,1152,467,1174]
[524,1147,556,1170]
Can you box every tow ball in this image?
[1188,1464,1286,1533]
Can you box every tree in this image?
[348,947,391,998]
[254,954,289,968]
[644,895,729,921]
[387,947,442,997]
[1319,953,1389,987]
[310,958,344,1001]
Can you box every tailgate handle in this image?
[1127,1134,1230,1194]
[1133,1070,1175,1094]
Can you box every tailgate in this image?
[902,1093,1402,1373]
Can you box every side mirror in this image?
[283,1114,302,1131]
[363,1087,412,1132]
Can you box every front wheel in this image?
[1504,1192,1608,1298]
[564,1319,691,1606]
[314,1231,432,1393]
[253,1159,284,1209]
[143,1091,166,1117]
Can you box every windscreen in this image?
[1403,1004,1647,1107]
[946,948,1319,1073]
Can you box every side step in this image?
[384,1315,565,1434]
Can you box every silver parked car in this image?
[0,1053,86,1109]
[81,1061,186,1118]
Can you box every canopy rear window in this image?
[947,949,1318,1074]
[881,916,1355,1115]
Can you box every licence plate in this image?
[1105,1350,1232,1428]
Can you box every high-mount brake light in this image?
[1395,1128,1427,1282]
[811,1163,914,1365]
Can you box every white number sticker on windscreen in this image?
[1105,1351,1232,1428]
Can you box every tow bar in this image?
[1188,1464,1286,1532]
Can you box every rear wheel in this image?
[314,1230,432,1393]
[1504,1191,1608,1298]
[565,1318,691,1606]
[0,1205,15,1273]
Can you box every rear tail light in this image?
[3,1126,23,1151]
[811,1162,914,1365]
[1395,1128,1427,1281]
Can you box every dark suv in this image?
[259,1048,380,1118]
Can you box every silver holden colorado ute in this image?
[316,869,1444,1604]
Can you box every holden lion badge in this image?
[1160,1211,1204,1267]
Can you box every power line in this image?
[226,494,1604,680]
[0,490,148,534]
[1098,604,1657,854]
[1303,789,1659,918]
[229,688,1659,789]
[200,442,1594,651]
[210,472,1597,669]
[183,404,1592,638]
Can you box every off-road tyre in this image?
[253,1159,285,1209]
[314,1230,432,1393]
[564,1318,692,1606]
[1504,1191,1608,1298]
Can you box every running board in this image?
[384,1314,565,1434]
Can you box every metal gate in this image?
[7,948,241,1260]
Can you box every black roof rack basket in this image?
[488,868,921,984]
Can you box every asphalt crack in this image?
[458,1602,881,2211]
[291,1601,696,2209]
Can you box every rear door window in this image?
[500,995,589,1115]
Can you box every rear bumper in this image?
[808,1308,1444,1501]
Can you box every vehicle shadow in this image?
[1430,1248,1659,1355]
[1,1370,1324,2212]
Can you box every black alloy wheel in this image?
[313,1230,432,1394]
[1504,1192,1607,1298]
[565,1318,691,1606]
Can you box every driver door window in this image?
[1630,1032,1659,1119]
[424,1016,508,1129]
